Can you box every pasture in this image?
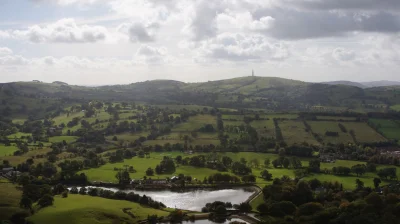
[0,180,23,221]
[0,145,19,156]
[173,115,217,132]
[369,118,400,140]
[48,136,78,143]
[309,121,354,144]
[344,122,387,143]
[28,194,168,224]
[279,120,320,145]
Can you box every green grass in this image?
[249,120,275,138]
[316,116,357,121]
[48,136,78,143]
[28,194,169,224]
[343,122,387,143]
[105,132,149,142]
[0,180,24,221]
[0,145,19,156]
[309,121,354,144]
[369,118,400,140]
[52,111,84,126]
[84,152,233,183]
[279,120,320,146]
[390,104,400,112]
[7,132,32,139]
[173,115,217,132]
[0,147,52,166]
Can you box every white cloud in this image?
[0,55,29,66]
[332,48,356,61]
[0,47,13,55]
[117,22,158,43]
[11,18,108,43]
[134,45,170,64]
[193,33,290,62]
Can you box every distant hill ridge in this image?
[1,76,400,110]
[323,80,400,88]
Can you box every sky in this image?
[1,0,400,85]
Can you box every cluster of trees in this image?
[69,187,166,210]
[201,201,252,223]
[272,156,302,169]
[325,131,339,137]
[203,173,241,184]
[369,154,400,166]
[155,156,176,174]
[257,176,400,224]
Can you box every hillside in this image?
[322,81,366,89]
[1,76,400,115]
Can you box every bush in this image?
[38,194,54,208]
[62,190,68,198]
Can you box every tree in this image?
[79,187,87,195]
[264,158,270,167]
[115,170,131,185]
[373,177,381,189]
[222,156,233,167]
[283,157,290,168]
[355,179,364,191]
[19,196,32,209]
[260,170,273,181]
[238,203,252,213]
[146,167,154,176]
[38,194,54,208]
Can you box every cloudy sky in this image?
[1,0,400,85]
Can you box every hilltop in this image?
[1,76,400,117]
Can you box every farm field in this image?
[390,104,400,111]
[28,194,168,224]
[105,132,150,142]
[0,145,19,156]
[369,118,400,140]
[316,116,357,121]
[308,121,354,144]
[0,147,52,165]
[343,122,387,143]
[249,119,275,138]
[0,180,23,221]
[173,115,217,132]
[279,120,320,145]
[48,136,78,143]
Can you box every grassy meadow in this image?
[0,180,23,221]
[343,122,387,143]
[28,194,168,224]
[279,120,320,145]
[309,121,354,144]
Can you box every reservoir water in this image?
[76,187,254,212]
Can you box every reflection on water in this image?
[184,218,248,224]
[83,187,254,212]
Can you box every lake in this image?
[77,187,255,212]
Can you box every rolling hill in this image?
[1,76,400,115]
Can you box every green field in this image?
[48,136,78,143]
[309,121,354,144]
[369,118,400,140]
[7,132,32,139]
[0,180,24,221]
[343,122,387,143]
[279,120,320,145]
[29,194,168,224]
[0,145,19,156]
[0,147,52,166]
[105,132,150,142]
[173,115,217,132]
[316,116,357,121]
[390,104,400,112]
